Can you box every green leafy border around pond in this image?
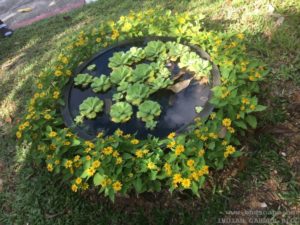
[16,10,268,202]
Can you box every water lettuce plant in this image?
[74,73,93,88]
[110,102,133,123]
[137,100,162,129]
[91,76,111,92]
[75,96,104,123]
[125,83,150,105]
[110,66,132,84]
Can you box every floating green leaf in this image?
[110,66,132,84]
[74,73,93,88]
[110,102,133,123]
[91,76,111,92]
[75,97,104,123]
[137,100,161,130]
[125,83,150,105]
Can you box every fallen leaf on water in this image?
[17,7,33,13]
[168,78,192,93]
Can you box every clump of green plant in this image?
[108,52,131,68]
[129,64,154,82]
[110,66,132,84]
[75,97,104,123]
[167,42,190,61]
[110,102,133,123]
[144,40,166,59]
[125,83,150,105]
[74,73,93,88]
[91,76,111,92]
[179,52,212,79]
[137,100,162,129]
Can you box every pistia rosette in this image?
[110,102,133,123]
[137,100,162,129]
[91,76,111,92]
[74,73,94,88]
[75,97,104,124]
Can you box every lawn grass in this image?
[0,0,299,224]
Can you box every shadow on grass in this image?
[0,1,300,224]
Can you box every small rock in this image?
[260,202,268,208]
[280,152,287,157]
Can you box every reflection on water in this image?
[65,38,213,139]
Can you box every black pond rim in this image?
[61,36,221,140]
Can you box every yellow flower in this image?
[75,177,82,185]
[221,140,228,146]
[135,149,144,158]
[200,135,208,141]
[143,149,149,154]
[241,66,247,72]
[101,178,112,187]
[103,146,113,155]
[55,160,60,165]
[198,149,205,157]
[131,139,139,145]
[175,145,185,156]
[115,129,123,136]
[86,155,91,161]
[226,145,236,154]
[96,37,101,43]
[112,151,120,158]
[187,159,195,168]
[113,181,122,192]
[61,56,69,64]
[64,141,71,146]
[92,160,101,168]
[64,160,73,168]
[222,118,232,127]
[53,91,60,99]
[111,29,119,40]
[37,83,43,89]
[147,162,156,170]
[242,97,250,104]
[250,104,256,110]
[86,167,96,176]
[44,114,52,120]
[97,132,104,138]
[173,173,182,184]
[47,163,53,172]
[54,70,63,77]
[84,148,91,153]
[210,112,216,120]
[167,132,176,139]
[116,157,123,165]
[71,184,78,192]
[236,114,241,119]
[164,163,172,175]
[121,22,132,32]
[66,70,72,76]
[181,178,191,189]
[255,72,261,78]
[237,33,244,40]
[227,127,235,133]
[74,155,80,162]
[177,17,186,24]
[240,105,245,111]
[167,141,176,148]
[16,131,22,139]
[249,75,255,81]
[49,131,57,138]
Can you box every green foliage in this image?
[110,66,132,84]
[125,83,150,105]
[144,40,166,59]
[137,100,162,129]
[91,76,111,92]
[110,102,133,123]
[74,73,93,88]
[75,97,104,123]
[17,10,268,201]
[87,64,97,71]
[129,64,154,82]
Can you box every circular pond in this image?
[61,36,220,139]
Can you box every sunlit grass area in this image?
[0,0,299,224]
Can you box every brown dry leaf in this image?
[168,79,192,93]
[292,90,300,103]
[17,7,33,13]
[199,77,209,85]
[218,126,227,138]
[0,179,3,192]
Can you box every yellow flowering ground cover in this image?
[16,10,267,202]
